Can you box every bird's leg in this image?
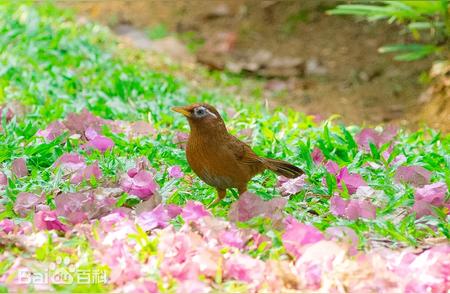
[208,188,226,207]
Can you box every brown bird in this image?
[172,103,303,204]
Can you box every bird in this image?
[172,103,303,205]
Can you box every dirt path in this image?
[64,0,432,126]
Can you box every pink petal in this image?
[330,195,349,216]
[120,170,158,200]
[168,165,184,179]
[282,216,324,259]
[413,182,448,218]
[173,132,189,149]
[228,192,287,223]
[181,201,211,222]
[279,175,306,196]
[325,160,339,174]
[36,121,66,141]
[11,158,28,178]
[167,204,182,218]
[34,210,68,232]
[219,227,245,249]
[395,165,431,186]
[311,148,325,165]
[345,200,376,220]
[53,153,86,171]
[0,219,15,234]
[13,192,41,217]
[224,253,266,283]
[0,172,7,186]
[337,167,367,194]
[70,161,102,184]
[136,204,171,231]
[85,126,99,140]
[55,192,89,224]
[85,135,115,153]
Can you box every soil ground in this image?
[63,0,433,126]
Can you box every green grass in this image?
[0,1,449,260]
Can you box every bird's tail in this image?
[261,158,303,179]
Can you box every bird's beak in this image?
[171,106,191,117]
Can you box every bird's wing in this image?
[226,135,263,165]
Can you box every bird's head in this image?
[171,103,226,134]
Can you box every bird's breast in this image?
[186,137,244,189]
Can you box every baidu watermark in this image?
[17,256,107,285]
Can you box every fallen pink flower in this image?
[278,175,306,196]
[228,192,287,225]
[395,165,431,186]
[325,226,359,255]
[219,227,245,249]
[330,195,376,220]
[0,172,7,186]
[70,161,102,184]
[53,153,86,171]
[356,126,397,151]
[168,165,184,179]
[101,242,141,285]
[311,148,325,165]
[282,216,324,259]
[173,132,189,149]
[181,201,211,222]
[225,253,266,284]
[413,182,449,218]
[36,121,66,141]
[337,167,367,194]
[34,210,68,232]
[325,160,339,174]
[63,109,105,137]
[177,280,211,294]
[167,204,182,218]
[120,169,158,200]
[55,192,89,224]
[136,204,171,231]
[14,192,41,217]
[0,219,15,234]
[84,135,115,153]
[11,158,28,178]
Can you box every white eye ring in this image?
[194,107,217,118]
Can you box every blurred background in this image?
[61,0,449,131]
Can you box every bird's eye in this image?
[194,107,206,117]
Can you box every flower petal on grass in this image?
[0,219,15,234]
[395,165,431,186]
[181,201,211,222]
[11,158,28,178]
[330,195,376,220]
[120,170,158,200]
[279,175,306,196]
[70,161,102,184]
[55,192,89,225]
[0,172,8,186]
[413,182,448,218]
[168,165,184,179]
[136,204,171,231]
[228,192,287,224]
[36,121,66,141]
[311,148,325,165]
[34,210,67,232]
[282,216,324,259]
[14,192,41,217]
[337,167,367,194]
[53,153,86,171]
[84,135,115,153]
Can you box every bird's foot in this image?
[207,197,221,208]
